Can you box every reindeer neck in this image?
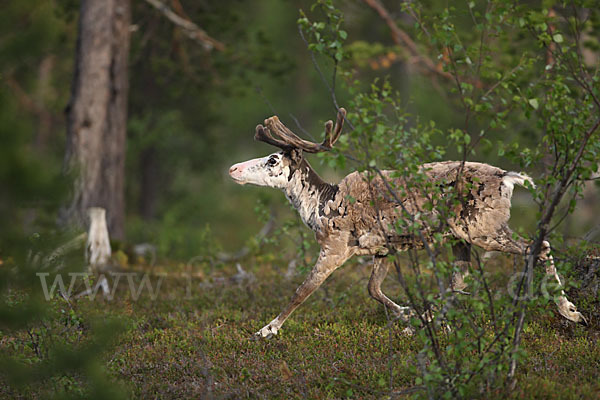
[282,159,338,231]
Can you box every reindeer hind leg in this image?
[368,256,413,322]
[541,240,587,325]
[472,225,586,325]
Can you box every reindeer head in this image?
[229,108,346,188]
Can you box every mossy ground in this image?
[1,255,599,399]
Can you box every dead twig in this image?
[143,0,225,51]
[216,217,275,262]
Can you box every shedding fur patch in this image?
[283,159,339,232]
[502,171,536,191]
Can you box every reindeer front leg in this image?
[255,248,350,338]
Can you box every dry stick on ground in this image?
[216,217,275,263]
[143,0,224,51]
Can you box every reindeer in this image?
[229,108,586,338]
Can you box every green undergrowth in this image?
[1,255,598,399]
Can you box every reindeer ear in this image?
[288,148,304,166]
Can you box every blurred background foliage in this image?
[7,0,588,262]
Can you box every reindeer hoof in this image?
[391,306,414,323]
[557,299,588,326]
[401,326,416,336]
[254,323,279,339]
[564,311,588,326]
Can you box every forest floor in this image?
[1,254,599,399]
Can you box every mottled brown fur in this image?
[318,161,522,257]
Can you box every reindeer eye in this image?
[267,157,278,166]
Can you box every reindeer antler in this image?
[254,125,294,151]
[254,108,346,153]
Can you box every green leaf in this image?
[339,30,347,40]
[528,98,539,110]
[552,33,564,43]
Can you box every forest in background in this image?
[5,0,597,261]
[1,0,600,398]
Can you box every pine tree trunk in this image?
[63,0,130,240]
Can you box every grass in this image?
[1,254,599,399]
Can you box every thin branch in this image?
[143,0,225,51]
[254,85,278,116]
[288,113,317,142]
[540,117,600,230]
[297,25,348,125]
[5,76,55,126]
[361,0,453,81]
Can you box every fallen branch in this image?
[216,217,276,262]
[143,0,225,51]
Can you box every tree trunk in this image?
[63,0,131,240]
